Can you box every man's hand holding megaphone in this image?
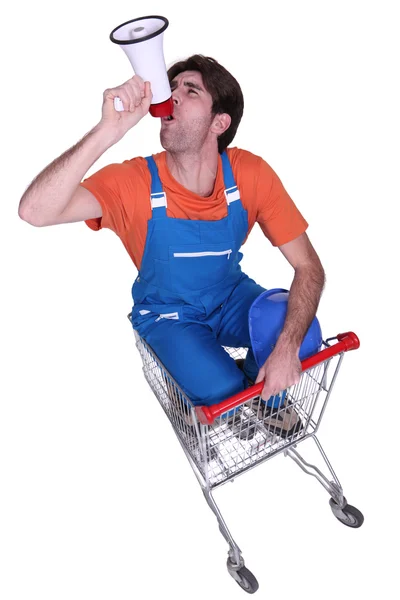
[97,75,153,144]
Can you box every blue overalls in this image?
[130,152,266,407]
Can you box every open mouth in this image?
[163,115,174,122]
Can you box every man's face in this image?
[160,70,215,153]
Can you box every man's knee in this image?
[199,359,246,406]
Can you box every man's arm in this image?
[255,232,326,400]
[18,127,113,226]
[18,76,152,227]
[276,231,325,349]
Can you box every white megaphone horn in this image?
[110,15,173,118]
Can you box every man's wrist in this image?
[89,123,119,152]
[275,331,301,355]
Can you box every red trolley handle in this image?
[195,331,360,426]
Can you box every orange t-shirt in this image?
[80,147,308,271]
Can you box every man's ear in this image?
[211,113,231,136]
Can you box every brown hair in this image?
[167,55,244,153]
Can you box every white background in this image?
[1,1,399,598]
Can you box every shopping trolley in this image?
[128,313,363,594]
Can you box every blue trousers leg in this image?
[135,277,283,408]
[140,319,247,406]
[216,276,266,382]
[217,276,283,408]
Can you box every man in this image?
[18,55,325,433]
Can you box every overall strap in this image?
[220,151,241,206]
[145,156,167,218]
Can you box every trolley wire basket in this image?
[129,313,363,594]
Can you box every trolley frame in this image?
[129,314,362,593]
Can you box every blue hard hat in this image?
[248,288,323,407]
[249,288,323,367]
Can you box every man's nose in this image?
[172,88,181,105]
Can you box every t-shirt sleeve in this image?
[256,158,308,246]
[79,163,134,235]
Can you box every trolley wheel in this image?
[329,498,364,528]
[227,562,259,594]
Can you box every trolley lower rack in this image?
[129,316,363,594]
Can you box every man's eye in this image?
[188,89,197,94]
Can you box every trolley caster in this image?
[227,559,259,594]
[329,497,364,528]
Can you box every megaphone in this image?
[110,15,173,118]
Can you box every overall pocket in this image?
[169,242,234,291]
